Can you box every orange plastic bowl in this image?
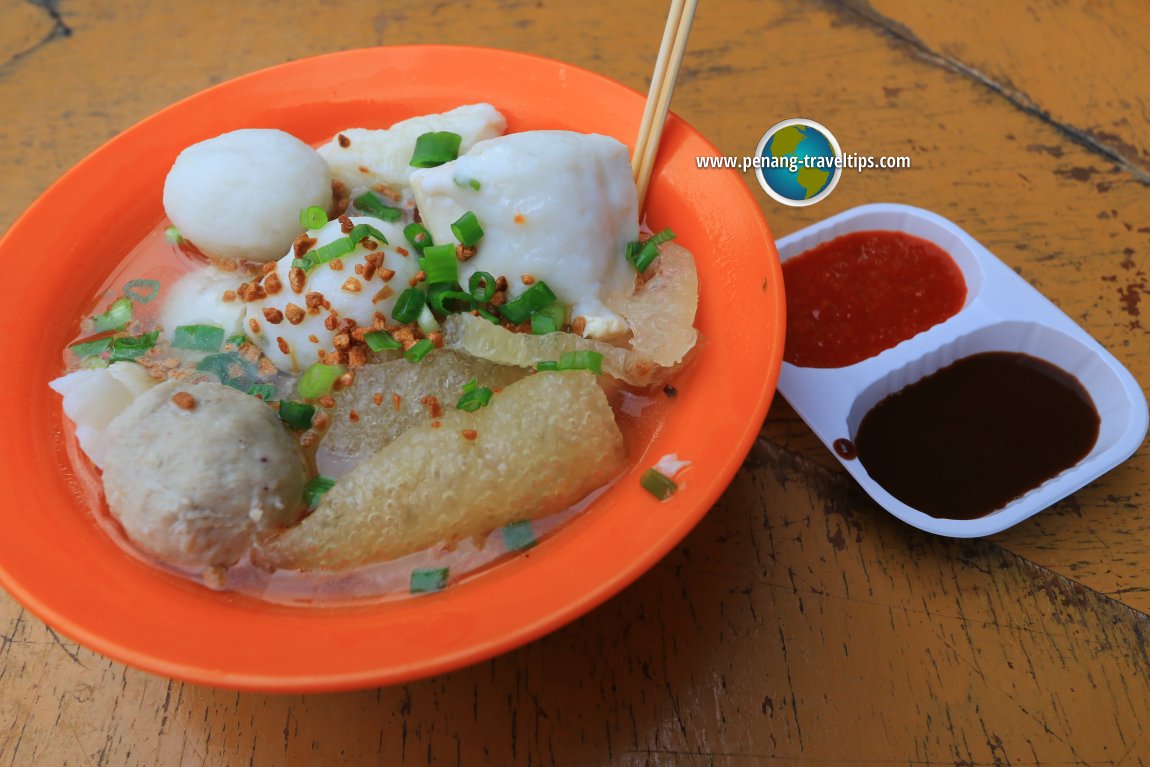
[0,46,783,691]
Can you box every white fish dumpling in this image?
[49,362,159,469]
[318,103,506,195]
[241,216,419,373]
[159,265,247,343]
[163,129,332,263]
[410,130,639,339]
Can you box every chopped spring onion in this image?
[124,278,161,303]
[530,313,558,335]
[409,131,462,168]
[196,352,258,390]
[456,379,494,412]
[419,243,459,285]
[172,324,224,352]
[108,331,159,362]
[428,286,472,315]
[557,350,604,374]
[535,360,559,371]
[476,307,501,324]
[348,223,388,247]
[468,271,496,303]
[298,363,345,399]
[91,296,132,333]
[627,227,677,274]
[453,175,481,191]
[311,236,356,266]
[364,330,401,352]
[292,257,315,272]
[640,468,678,500]
[303,475,336,508]
[70,337,111,359]
[410,566,449,593]
[497,280,557,324]
[246,383,277,400]
[164,226,183,244]
[536,302,567,328]
[352,192,402,221]
[392,288,426,324]
[501,521,537,551]
[277,400,316,430]
[224,333,248,349]
[300,205,328,230]
[404,338,435,363]
[403,222,432,252]
[417,304,440,335]
[450,211,484,247]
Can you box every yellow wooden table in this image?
[3,0,1148,764]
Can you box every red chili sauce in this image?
[782,231,967,368]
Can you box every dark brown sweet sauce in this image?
[854,351,1100,520]
[833,438,857,460]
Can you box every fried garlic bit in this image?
[257,371,624,571]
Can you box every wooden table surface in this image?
[3,0,1149,764]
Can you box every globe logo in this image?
[754,119,842,207]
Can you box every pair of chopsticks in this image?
[631,0,699,210]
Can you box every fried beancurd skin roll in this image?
[258,370,625,572]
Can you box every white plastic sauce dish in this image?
[775,203,1148,537]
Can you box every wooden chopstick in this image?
[631,0,699,210]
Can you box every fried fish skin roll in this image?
[258,370,624,572]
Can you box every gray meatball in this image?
[102,380,306,571]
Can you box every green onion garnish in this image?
[476,307,501,324]
[417,304,440,335]
[292,257,315,272]
[196,352,258,390]
[410,131,462,168]
[410,566,449,593]
[501,521,537,551]
[311,236,356,266]
[300,205,328,230]
[108,331,159,362]
[172,324,224,352]
[70,337,111,359]
[348,223,388,247]
[164,226,183,245]
[352,192,402,221]
[468,271,496,303]
[428,286,472,315]
[246,383,277,400]
[277,400,316,430]
[224,333,248,349]
[530,313,558,335]
[453,175,481,191]
[403,222,432,252]
[124,278,161,303]
[364,330,401,352]
[456,379,494,412]
[535,360,559,371]
[91,296,132,333]
[556,350,604,374]
[640,468,678,500]
[627,227,677,274]
[450,211,484,247]
[303,475,336,508]
[536,302,567,329]
[298,363,345,399]
[419,244,459,285]
[392,288,426,324]
[497,280,557,324]
[404,338,435,363]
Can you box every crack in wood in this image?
[816,0,1150,186]
[1,0,73,72]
